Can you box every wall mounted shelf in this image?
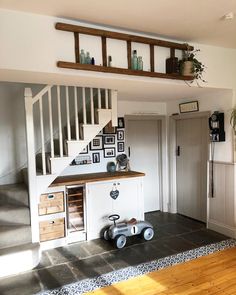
[56,22,194,81]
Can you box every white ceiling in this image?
[1,0,236,48]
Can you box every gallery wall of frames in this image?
[62,117,126,175]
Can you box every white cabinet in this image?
[86,177,144,240]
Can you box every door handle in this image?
[128,147,131,157]
[176,146,180,156]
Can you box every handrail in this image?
[32,85,53,105]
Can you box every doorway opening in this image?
[125,115,167,213]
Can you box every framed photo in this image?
[117,141,125,152]
[104,147,116,158]
[103,135,115,145]
[103,121,116,134]
[80,145,88,154]
[117,117,125,128]
[117,130,124,141]
[92,152,100,163]
[90,135,103,150]
[179,101,199,113]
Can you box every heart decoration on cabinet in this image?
[110,189,119,200]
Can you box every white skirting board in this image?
[208,219,236,238]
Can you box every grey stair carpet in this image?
[0,205,30,225]
[0,224,32,249]
[0,183,29,206]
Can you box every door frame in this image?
[169,111,210,219]
[125,115,168,212]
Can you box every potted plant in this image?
[180,44,206,83]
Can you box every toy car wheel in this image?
[142,227,154,241]
[103,229,110,241]
[115,234,127,249]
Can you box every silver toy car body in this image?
[103,214,154,249]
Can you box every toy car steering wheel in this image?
[108,214,120,226]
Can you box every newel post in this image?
[24,88,39,243]
[111,90,118,127]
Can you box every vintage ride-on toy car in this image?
[103,214,154,249]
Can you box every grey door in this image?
[176,116,208,222]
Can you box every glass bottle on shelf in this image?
[131,50,138,70]
[80,49,86,64]
[137,56,143,70]
[85,52,91,64]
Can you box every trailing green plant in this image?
[180,44,206,84]
[230,108,236,135]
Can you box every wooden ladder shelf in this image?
[56,22,194,81]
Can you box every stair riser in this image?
[0,190,29,207]
[0,208,30,225]
[0,226,32,250]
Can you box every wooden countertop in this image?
[50,171,145,187]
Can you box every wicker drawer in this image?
[39,218,65,242]
[39,192,64,215]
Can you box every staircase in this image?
[25,85,117,243]
[0,183,40,277]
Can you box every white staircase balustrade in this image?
[24,85,118,243]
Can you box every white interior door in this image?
[126,119,161,212]
[176,116,208,222]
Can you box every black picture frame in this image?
[92,152,100,163]
[179,101,199,113]
[117,141,125,152]
[104,147,116,158]
[117,117,125,128]
[90,135,103,150]
[117,130,124,141]
[80,145,88,154]
[103,121,116,134]
[103,135,115,145]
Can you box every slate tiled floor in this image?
[0,211,229,295]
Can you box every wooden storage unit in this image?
[67,186,85,233]
[39,218,65,242]
[39,192,64,215]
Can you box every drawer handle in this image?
[49,221,55,224]
[48,194,55,199]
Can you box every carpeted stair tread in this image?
[0,205,30,225]
[0,183,29,206]
[0,224,32,249]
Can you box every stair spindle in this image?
[57,86,63,157]
[98,88,101,109]
[82,87,87,124]
[48,88,54,158]
[105,89,108,109]
[74,87,79,140]
[66,86,71,141]
[39,97,46,175]
[90,88,94,124]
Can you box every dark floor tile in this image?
[133,242,165,263]
[162,236,196,252]
[159,223,192,235]
[80,238,114,256]
[180,229,228,246]
[0,271,41,295]
[146,212,185,225]
[37,264,76,291]
[150,239,177,255]
[46,242,88,265]
[35,252,52,270]
[68,255,113,280]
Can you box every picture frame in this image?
[179,101,199,113]
[103,121,116,134]
[117,117,125,128]
[104,147,116,158]
[117,130,124,141]
[103,135,115,146]
[117,141,125,153]
[90,135,103,150]
[92,152,100,163]
[80,145,88,154]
